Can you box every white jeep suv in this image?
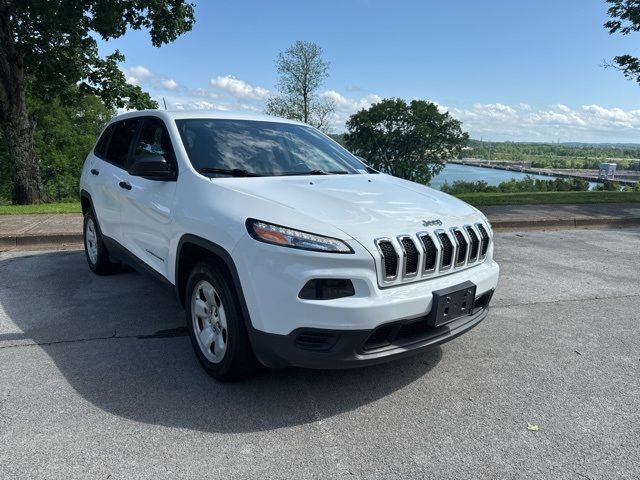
[80,110,499,381]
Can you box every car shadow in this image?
[0,250,442,434]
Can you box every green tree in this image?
[0,90,114,202]
[265,41,335,132]
[605,0,640,84]
[34,92,114,201]
[0,0,195,204]
[344,99,469,185]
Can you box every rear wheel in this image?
[83,211,120,275]
[185,262,258,381]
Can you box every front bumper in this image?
[250,300,491,369]
[233,234,500,335]
[233,232,499,368]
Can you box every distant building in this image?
[598,163,617,179]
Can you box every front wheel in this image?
[185,262,258,381]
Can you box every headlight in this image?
[246,219,353,253]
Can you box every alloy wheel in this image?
[191,280,228,363]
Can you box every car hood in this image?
[213,173,485,244]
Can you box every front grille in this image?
[377,240,398,279]
[465,225,480,261]
[477,224,490,257]
[374,223,491,286]
[420,234,438,272]
[452,228,468,266]
[438,231,454,269]
[400,237,419,276]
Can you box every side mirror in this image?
[129,155,176,181]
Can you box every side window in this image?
[94,124,114,159]
[105,119,139,168]
[132,118,175,168]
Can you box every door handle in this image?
[118,181,132,190]
[90,169,99,176]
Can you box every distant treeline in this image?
[441,176,640,194]
[464,140,640,170]
[330,135,640,171]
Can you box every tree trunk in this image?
[5,107,43,204]
[0,1,44,204]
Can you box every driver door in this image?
[120,117,178,279]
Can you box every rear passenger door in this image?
[120,117,178,278]
[91,119,139,243]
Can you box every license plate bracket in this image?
[427,281,477,328]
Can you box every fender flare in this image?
[175,234,254,331]
[79,190,94,214]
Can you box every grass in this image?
[0,190,639,214]
[0,202,81,215]
[456,190,640,206]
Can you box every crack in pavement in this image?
[492,292,640,309]
[0,326,188,350]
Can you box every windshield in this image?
[175,119,368,177]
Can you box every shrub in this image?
[440,175,590,194]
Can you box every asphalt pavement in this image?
[0,228,639,479]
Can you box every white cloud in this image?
[161,79,179,90]
[211,75,269,100]
[322,90,351,108]
[170,100,231,111]
[129,65,152,80]
[554,104,571,113]
[190,88,220,99]
[126,65,153,85]
[124,66,182,95]
[321,90,382,131]
[428,100,448,113]
[322,90,381,111]
[448,102,640,142]
[472,103,517,119]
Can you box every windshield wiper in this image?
[281,169,350,176]
[198,167,260,177]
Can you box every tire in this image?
[185,262,258,381]
[83,210,120,275]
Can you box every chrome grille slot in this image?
[399,236,419,277]
[452,228,468,267]
[419,234,438,273]
[436,230,454,270]
[465,225,480,262]
[476,223,490,258]
[376,239,399,280]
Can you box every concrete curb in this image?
[491,216,640,230]
[0,233,83,249]
[2,216,640,250]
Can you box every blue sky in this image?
[98,0,640,142]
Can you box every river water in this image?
[429,163,562,190]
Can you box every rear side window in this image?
[105,119,139,167]
[94,124,114,159]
